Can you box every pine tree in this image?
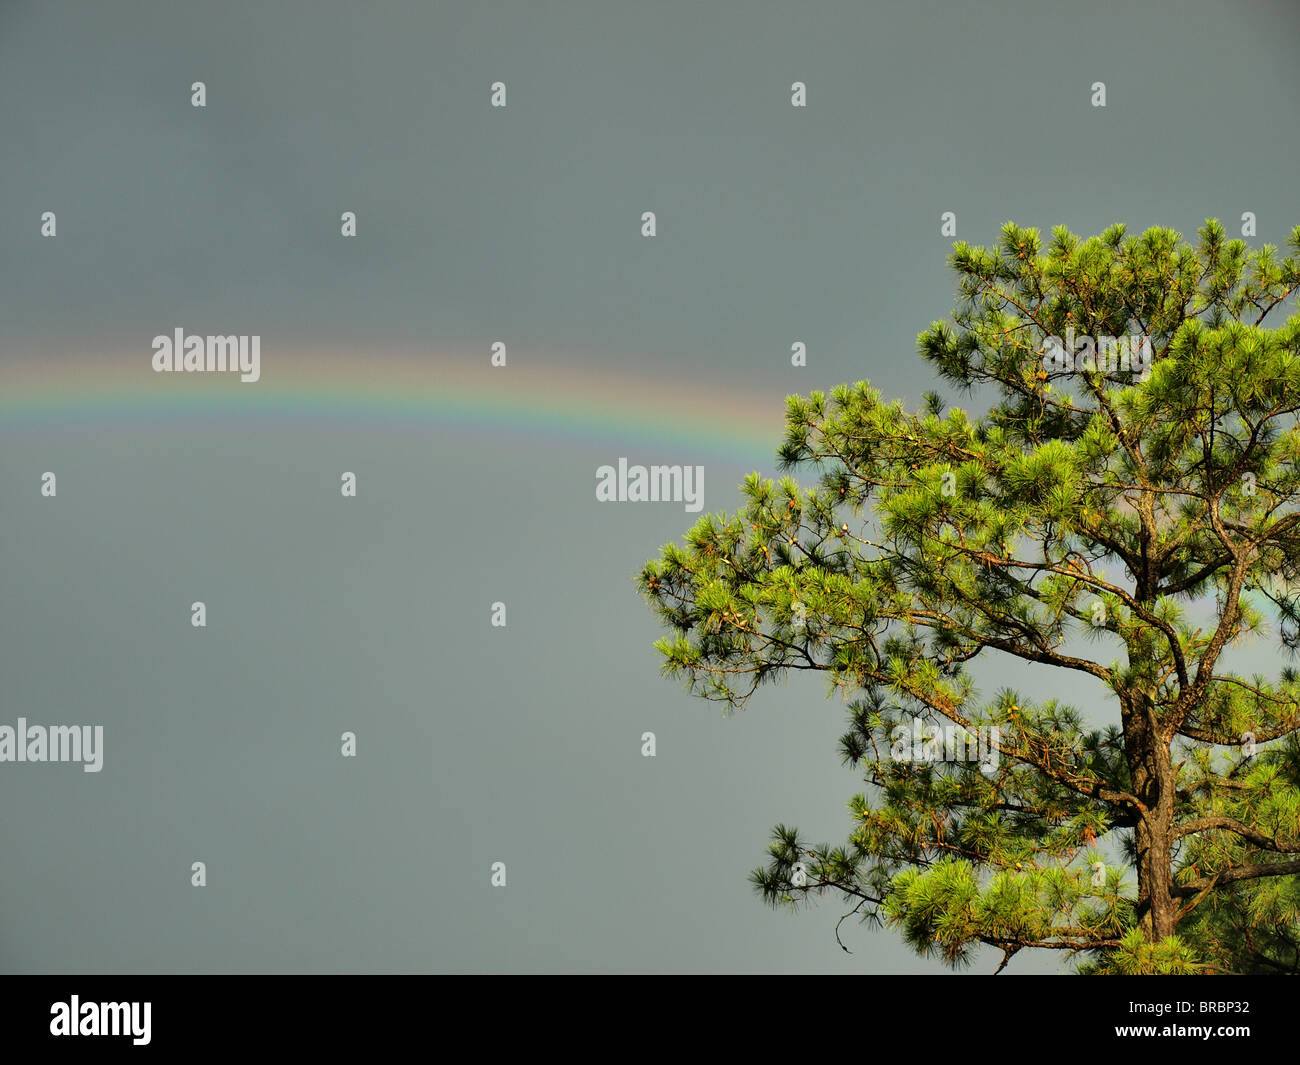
[637,220,1300,974]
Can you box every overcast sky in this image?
[2,0,1298,974]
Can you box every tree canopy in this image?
[637,219,1300,973]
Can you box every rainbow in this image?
[0,344,799,470]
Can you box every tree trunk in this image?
[1125,693,1177,941]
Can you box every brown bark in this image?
[1123,689,1177,941]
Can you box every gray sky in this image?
[1,0,1298,973]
